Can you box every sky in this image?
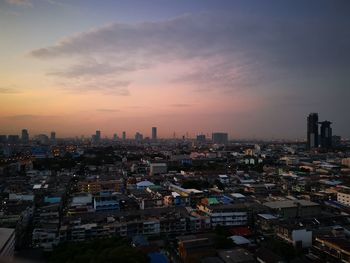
[0,0,349,140]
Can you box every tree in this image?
[48,238,149,263]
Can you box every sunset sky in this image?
[0,0,349,139]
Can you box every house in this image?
[263,199,320,219]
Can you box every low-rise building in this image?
[263,199,320,219]
[0,228,15,258]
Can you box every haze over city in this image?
[0,0,349,139]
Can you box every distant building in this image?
[178,237,215,263]
[122,131,126,140]
[7,135,20,144]
[217,248,255,263]
[263,199,320,219]
[96,130,101,142]
[152,127,157,140]
[332,135,341,147]
[135,132,143,141]
[50,131,56,141]
[307,113,319,149]
[313,237,350,263]
[92,130,101,144]
[197,199,248,227]
[319,121,332,148]
[0,135,7,143]
[21,129,29,143]
[136,180,155,190]
[196,134,206,143]
[93,192,120,211]
[78,179,123,194]
[35,134,49,144]
[212,132,228,144]
[150,163,167,176]
[276,224,312,248]
[337,190,350,206]
[342,158,350,168]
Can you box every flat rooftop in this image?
[0,228,15,251]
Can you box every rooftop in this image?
[0,228,15,252]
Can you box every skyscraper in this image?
[92,130,101,144]
[212,132,228,144]
[320,121,332,148]
[152,127,157,140]
[96,130,101,142]
[307,113,319,149]
[50,131,56,141]
[122,131,126,141]
[21,129,29,143]
[196,134,206,143]
[135,132,143,141]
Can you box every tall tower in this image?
[307,113,319,149]
[152,127,157,141]
[50,131,56,141]
[95,130,101,143]
[320,121,332,148]
[21,129,29,143]
[122,131,126,141]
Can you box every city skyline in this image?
[1,0,349,139]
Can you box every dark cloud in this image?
[96,108,120,112]
[48,59,148,78]
[4,114,57,121]
[29,12,350,92]
[57,79,131,95]
[0,86,21,94]
[170,104,192,108]
[27,9,350,137]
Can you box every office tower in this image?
[122,131,126,141]
[92,130,101,144]
[307,113,319,149]
[21,129,29,143]
[96,130,101,140]
[320,121,332,148]
[8,135,20,144]
[113,133,118,141]
[36,134,49,144]
[0,135,7,143]
[332,135,341,147]
[196,134,206,143]
[96,130,101,142]
[50,131,56,141]
[152,127,157,140]
[212,132,228,144]
[135,132,143,141]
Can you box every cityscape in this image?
[1,1,350,263]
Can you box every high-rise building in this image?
[92,130,101,144]
[122,131,126,141]
[50,131,56,141]
[307,113,319,149]
[8,135,20,144]
[320,121,332,148]
[196,134,206,143]
[21,129,29,143]
[152,127,157,140]
[135,132,143,141]
[0,135,7,143]
[113,133,118,141]
[332,135,341,147]
[96,130,101,142]
[212,132,228,144]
